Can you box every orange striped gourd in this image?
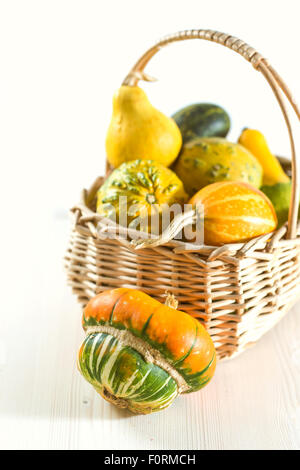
[189,181,278,246]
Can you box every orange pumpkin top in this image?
[83,288,216,392]
[189,181,278,245]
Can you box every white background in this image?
[0,0,300,450]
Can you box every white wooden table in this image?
[0,213,299,450]
[2,0,300,452]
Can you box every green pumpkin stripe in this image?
[81,334,97,381]
[80,333,109,383]
[109,292,127,324]
[130,376,177,407]
[179,353,216,392]
[185,352,216,379]
[78,332,178,413]
[94,334,113,380]
[84,324,189,393]
[184,375,212,394]
[102,343,125,387]
[173,325,198,366]
[130,375,172,402]
[141,312,154,335]
[116,369,141,397]
[91,333,110,378]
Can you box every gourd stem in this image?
[164,292,178,310]
[101,387,129,409]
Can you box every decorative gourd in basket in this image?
[66,29,300,369]
[106,85,182,168]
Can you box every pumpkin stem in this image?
[164,292,178,310]
[101,387,129,409]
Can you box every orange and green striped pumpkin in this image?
[78,288,216,414]
[189,181,278,246]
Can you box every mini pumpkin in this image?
[78,288,216,414]
[97,159,187,232]
[189,181,278,245]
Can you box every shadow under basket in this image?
[65,29,300,361]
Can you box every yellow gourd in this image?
[173,137,263,196]
[105,86,182,168]
[238,128,290,186]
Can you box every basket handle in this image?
[120,29,300,240]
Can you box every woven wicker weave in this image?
[65,29,300,361]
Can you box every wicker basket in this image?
[65,29,300,361]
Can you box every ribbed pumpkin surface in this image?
[97,159,187,231]
[189,181,278,245]
[79,333,178,414]
[78,288,216,414]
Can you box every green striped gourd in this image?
[172,103,230,144]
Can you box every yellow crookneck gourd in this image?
[105,86,182,168]
[239,128,294,227]
[238,128,290,186]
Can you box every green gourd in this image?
[172,103,230,144]
[261,182,300,227]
